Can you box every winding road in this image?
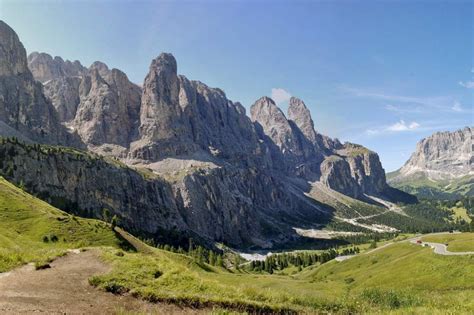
[336,232,474,262]
[409,237,474,256]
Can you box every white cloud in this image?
[452,101,463,112]
[387,120,420,132]
[271,88,291,105]
[365,120,420,135]
[459,81,474,89]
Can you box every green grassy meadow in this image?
[0,177,129,272]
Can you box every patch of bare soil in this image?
[0,249,205,314]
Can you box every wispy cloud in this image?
[271,88,291,105]
[387,120,420,131]
[385,104,423,113]
[362,119,468,138]
[365,120,420,136]
[451,101,463,112]
[343,86,465,113]
[459,81,474,89]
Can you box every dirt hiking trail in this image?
[0,249,204,314]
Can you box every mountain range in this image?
[0,20,450,249]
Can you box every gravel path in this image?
[0,249,204,314]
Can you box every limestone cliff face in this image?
[287,97,341,153]
[334,143,386,193]
[74,64,141,147]
[250,97,317,176]
[391,127,473,182]
[320,156,360,198]
[131,54,267,166]
[27,52,85,83]
[250,96,388,198]
[27,52,142,149]
[0,21,81,147]
[0,139,327,248]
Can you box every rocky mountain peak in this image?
[89,61,110,78]
[288,96,317,143]
[0,20,29,76]
[150,53,177,76]
[0,20,82,146]
[27,51,85,83]
[397,126,473,180]
[250,97,296,151]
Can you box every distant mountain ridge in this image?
[0,20,413,248]
[388,127,473,198]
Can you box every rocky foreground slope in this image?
[388,127,473,197]
[0,20,411,248]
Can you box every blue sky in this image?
[1,0,472,171]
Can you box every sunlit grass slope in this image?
[0,176,129,272]
[305,242,474,314]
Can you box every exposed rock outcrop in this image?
[73,65,141,147]
[27,52,85,83]
[0,138,328,248]
[27,51,142,149]
[250,96,388,198]
[395,127,473,180]
[0,21,81,147]
[288,97,341,152]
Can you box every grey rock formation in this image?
[251,96,388,198]
[0,21,81,147]
[320,155,360,197]
[43,76,82,121]
[0,139,328,248]
[27,52,85,83]
[288,97,341,152]
[131,53,269,166]
[250,96,317,176]
[391,127,473,181]
[27,51,141,148]
[337,143,388,196]
[73,65,141,147]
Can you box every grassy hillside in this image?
[90,236,474,314]
[0,177,130,272]
[387,171,474,199]
[1,176,473,314]
[305,241,474,313]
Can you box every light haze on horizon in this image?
[0,0,472,171]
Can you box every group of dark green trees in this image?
[248,247,360,274]
[147,238,225,268]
